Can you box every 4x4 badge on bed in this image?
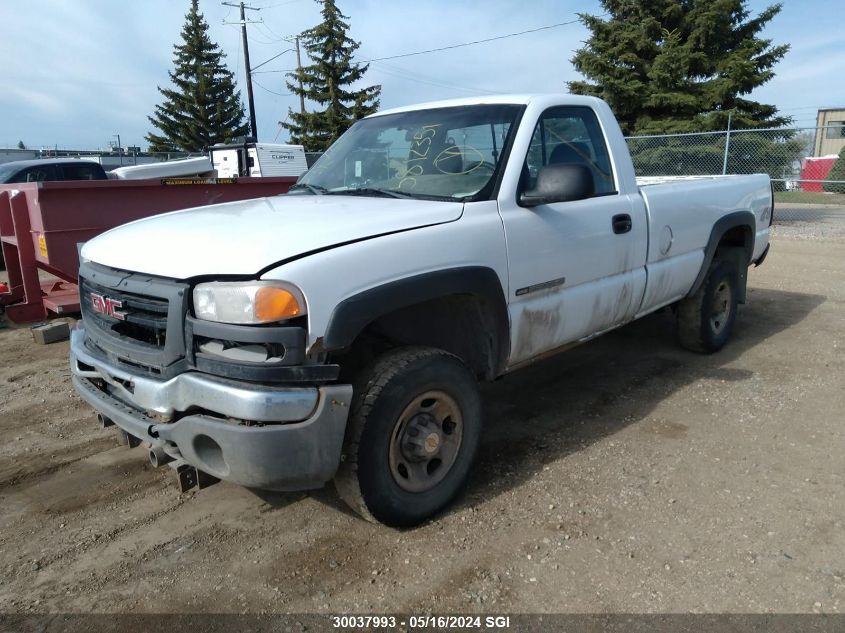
[90,293,126,321]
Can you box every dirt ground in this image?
[0,223,843,615]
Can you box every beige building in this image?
[813,108,845,156]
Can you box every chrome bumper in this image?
[70,326,317,422]
[70,324,353,490]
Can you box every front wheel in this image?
[334,347,481,527]
[677,258,739,353]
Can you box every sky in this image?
[1,0,843,150]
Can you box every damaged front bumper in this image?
[70,325,352,491]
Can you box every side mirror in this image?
[519,164,595,207]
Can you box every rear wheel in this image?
[677,258,739,353]
[334,347,481,527]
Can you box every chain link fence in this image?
[625,125,845,193]
[304,152,324,168]
[297,127,845,194]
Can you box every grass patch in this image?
[774,191,845,205]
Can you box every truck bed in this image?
[636,174,761,187]
[634,173,772,317]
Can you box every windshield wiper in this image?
[288,183,329,195]
[326,187,415,199]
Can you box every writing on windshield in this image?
[295,104,523,201]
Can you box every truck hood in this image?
[81,194,463,278]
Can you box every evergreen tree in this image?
[16,140,26,150]
[282,0,381,151]
[569,0,790,135]
[823,146,845,194]
[147,0,248,152]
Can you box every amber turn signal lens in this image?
[254,287,301,321]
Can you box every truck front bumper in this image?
[70,325,352,491]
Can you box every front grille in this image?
[80,278,169,348]
[78,262,189,377]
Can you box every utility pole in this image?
[113,134,123,166]
[249,36,306,118]
[294,35,305,115]
[223,1,260,139]
[722,110,733,176]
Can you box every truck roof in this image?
[372,93,606,117]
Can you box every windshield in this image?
[293,104,523,201]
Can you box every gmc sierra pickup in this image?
[71,95,772,526]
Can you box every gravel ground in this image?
[0,227,843,615]
[772,204,845,240]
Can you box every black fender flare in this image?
[323,266,510,373]
[686,211,755,300]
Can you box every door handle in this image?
[612,213,632,234]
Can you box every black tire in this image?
[334,346,481,527]
[677,258,739,353]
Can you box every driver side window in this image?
[523,107,616,196]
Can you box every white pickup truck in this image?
[71,95,772,526]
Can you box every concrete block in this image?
[31,321,70,345]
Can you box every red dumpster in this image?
[799,156,836,193]
[0,176,296,322]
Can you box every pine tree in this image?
[282,0,381,151]
[823,146,845,194]
[147,0,248,152]
[16,140,26,150]
[569,0,790,135]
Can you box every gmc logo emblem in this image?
[90,292,125,321]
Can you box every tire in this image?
[677,258,739,353]
[334,346,482,527]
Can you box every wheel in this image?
[677,258,739,353]
[334,346,482,527]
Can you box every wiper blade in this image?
[288,183,328,195]
[327,187,415,199]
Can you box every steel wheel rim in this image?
[388,390,463,493]
[709,279,732,334]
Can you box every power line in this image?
[251,47,295,72]
[250,15,594,74]
[360,17,590,63]
[369,61,498,95]
[251,68,296,74]
[258,19,294,42]
[240,28,281,45]
[254,21,286,43]
[252,77,292,97]
[244,14,593,118]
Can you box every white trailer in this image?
[210,142,307,179]
[109,156,214,180]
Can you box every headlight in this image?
[193,281,305,324]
